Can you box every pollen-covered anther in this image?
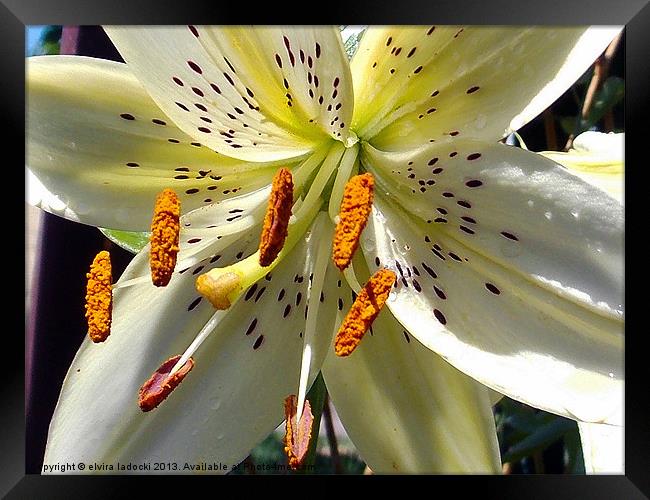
[283,394,314,470]
[85,250,112,343]
[150,188,181,287]
[335,268,396,357]
[138,355,194,412]
[259,168,294,267]
[332,173,374,271]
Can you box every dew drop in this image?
[544,211,553,220]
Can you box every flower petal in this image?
[104,26,354,160]
[578,422,624,473]
[27,55,290,231]
[351,26,619,150]
[541,132,624,203]
[323,303,501,473]
[357,183,622,424]
[43,214,339,471]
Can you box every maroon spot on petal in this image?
[422,262,437,279]
[315,42,321,58]
[187,60,202,74]
[175,102,189,111]
[431,90,439,97]
[485,283,501,295]
[120,113,135,120]
[283,304,292,318]
[467,153,482,161]
[407,47,417,58]
[414,65,423,74]
[501,231,519,241]
[245,318,258,335]
[174,175,189,180]
[432,167,444,174]
[186,188,200,195]
[253,335,264,350]
[188,25,199,37]
[461,216,476,224]
[187,297,202,311]
[449,151,458,158]
[126,162,139,168]
[433,309,447,325]
[428,157,439,166]
[195,103,207,112]
[198,127,211,133]
[152,118,166,125]
[449,252,462,261]
[457,200,472,209]
[210,83,222,94]
[465,180,483,188]
[244,283,258,301]
[449,131,460,136]
[187,237,201,243]
[172,76,184,86]
[460,225,475,235]
[192,87,204,97]
[427,26,436,35]
[442,192,455,198]
[433,286,446,300]
[467,86,480,94]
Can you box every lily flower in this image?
[28,26,623,473]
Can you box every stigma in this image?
[150,188,181,287]
[138,355,194,412]
[284,394,314,470]
[332,173,374,271]
[335,268,396,356]
[85,250,112,343]
[259,168,294,267]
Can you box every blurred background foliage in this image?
[27,25,623,475]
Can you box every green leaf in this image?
[99,227,150,254]
[586,76,624,126]
[559,76,624,136]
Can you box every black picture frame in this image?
[10,1,649,496]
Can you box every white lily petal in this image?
[363,140,623,318]
[105,26,354,161]
[358,189,622,425]
[27,55,291,231]
[44,214,339,472]
[578,422,624,473]
[351,26,619,151]
[541,132,624,204]
[323,302,501,473]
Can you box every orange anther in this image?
[138,355,194,412]
[259,168,294,267]
[334,268,396,356]
[85,250,112,343]
[150,188,181,287]
[283,394,314,470]
[332,173,374,271]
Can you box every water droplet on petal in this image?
[544,211,553,220]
